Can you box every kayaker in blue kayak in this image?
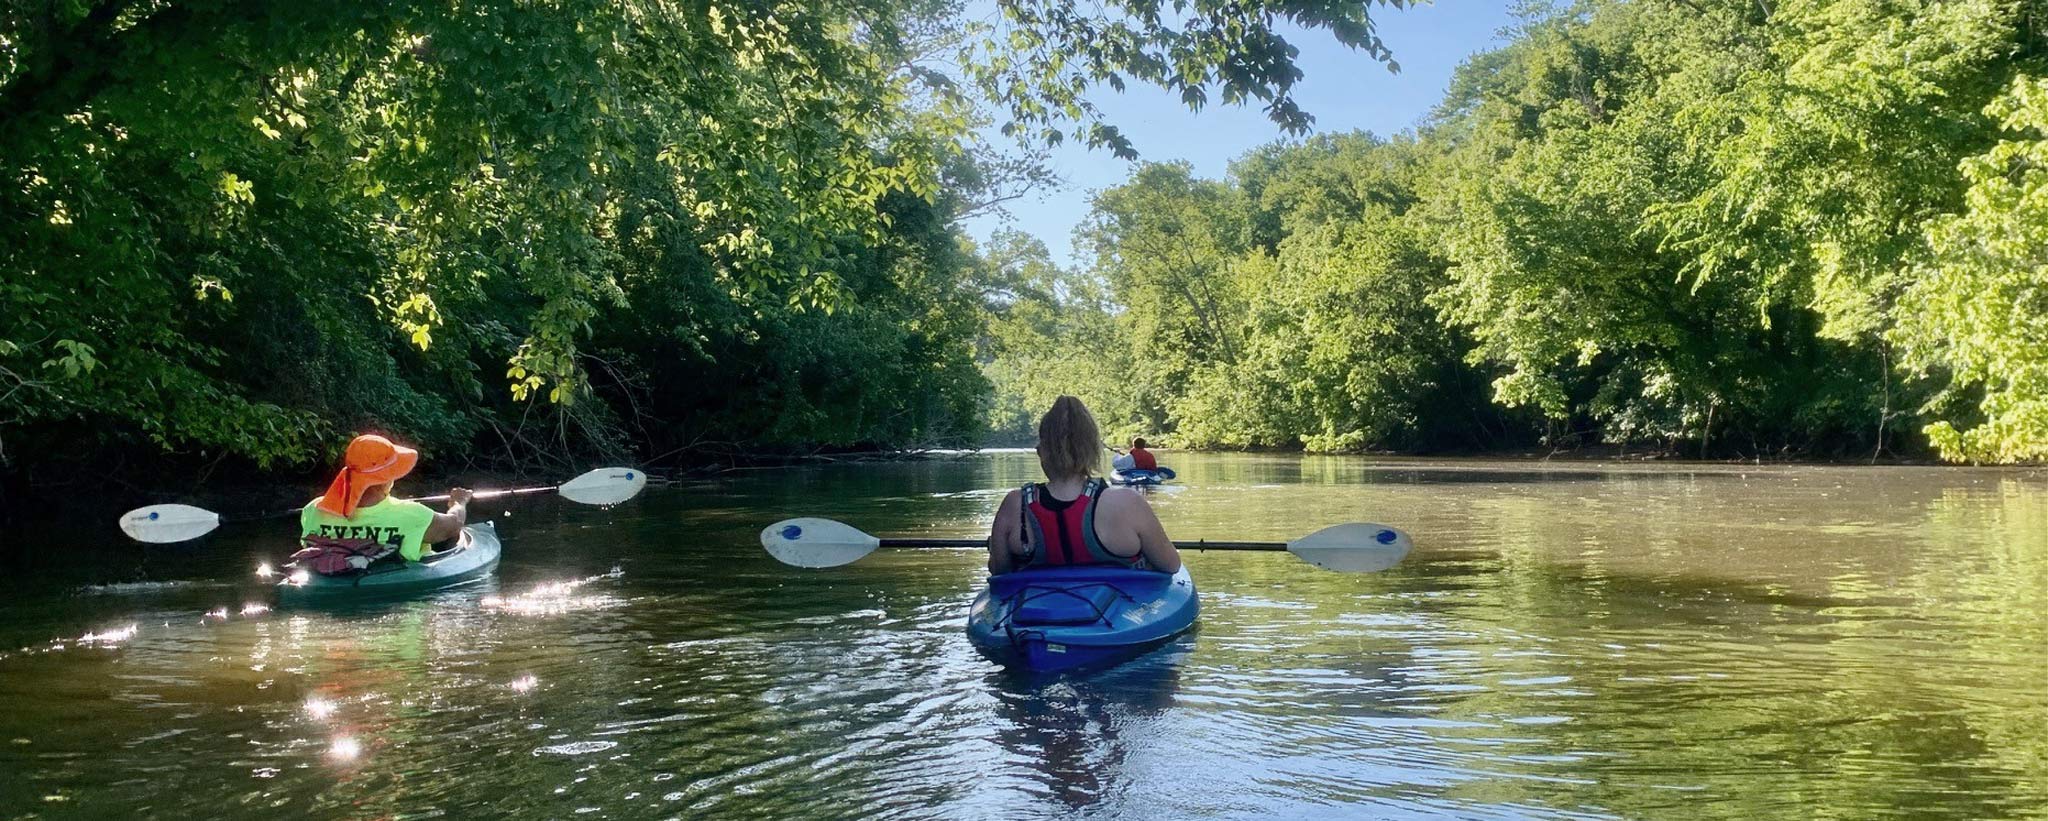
[1110,437,1158,472]
[988,397,1182,574]
[297,434,473,571]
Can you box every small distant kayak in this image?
[966,565,1199,673]
[1111,467,1176,486]
[278,522,501,602]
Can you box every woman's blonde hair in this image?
[1036,395,1103,480]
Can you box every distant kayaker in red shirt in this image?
[987,397,1182,575]
[1109,437,1158,472]
[1127,438,1157,471]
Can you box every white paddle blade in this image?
[119,504,223,544]
[760,517,881,568]
[1287,523,1412,573]
[557,468,647,506]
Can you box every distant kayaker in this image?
[1109,437,1158,472]
[299,434,473,563]
[1126,438,1158,471]
[989,397,1183,574]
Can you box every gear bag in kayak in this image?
[290,536,398,577]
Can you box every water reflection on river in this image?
[1,454,2044,819]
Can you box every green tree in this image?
[1422,0,2023,456]
[973,231,1144,444]
[1078,162,1250,434]
[1894,76,2048,463]
[0,0,1411,492]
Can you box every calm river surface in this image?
[2,453,2045,819]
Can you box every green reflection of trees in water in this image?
[1437,478,2048,818]
[989,656,1186,815]
[1177,469,2048,819]
[1916,480,2048,810]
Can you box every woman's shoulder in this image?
[1093,482,1148,508]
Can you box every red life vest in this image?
[1130,447,1157,470]
[1018,480,1146,569]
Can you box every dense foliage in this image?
[986,0,2048,462]
[10,0,2047,496]
[0,0,1395,494]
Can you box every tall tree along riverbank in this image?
[0,0,1390,500]
[984,0,2048,464]
[7,0,2048,511]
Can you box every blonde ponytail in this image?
[1035,395,1104,480]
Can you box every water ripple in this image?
[2,456,2046,819]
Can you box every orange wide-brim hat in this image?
[316,434,420,518]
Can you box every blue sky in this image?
[960,2,1520,267]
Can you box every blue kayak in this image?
[1111,467,1176,486]
[966,565,1198,673]
[278,522,501,602]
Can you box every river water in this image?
[1,453,2044,819]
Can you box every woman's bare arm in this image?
[988,489,1026,574]
[1100,487,1182,572]
[1127,493,1181,573]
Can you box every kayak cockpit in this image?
[967,565,1198,673]
[278,521,501,601]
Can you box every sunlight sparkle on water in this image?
[240,603,270,616]
[78,624,137,645]
[6,454,2048,821]
[481,572,622,616]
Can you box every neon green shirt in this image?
[300,497,439,561]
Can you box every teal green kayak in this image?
[278,522,501,602]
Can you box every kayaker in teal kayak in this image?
[298,434,473,567]
[987,397,1182,574]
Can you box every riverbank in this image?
[1107,441,1993,467]
[12,441,2036,555]
[0,446,987,546]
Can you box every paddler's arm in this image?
[1113,489,1182,573]
[987,489,1027,575]
[422,487,474,545]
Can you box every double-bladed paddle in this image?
[116,467,649,544]
[758,517,1413,572]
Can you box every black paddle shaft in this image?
[875,538,1287,552]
